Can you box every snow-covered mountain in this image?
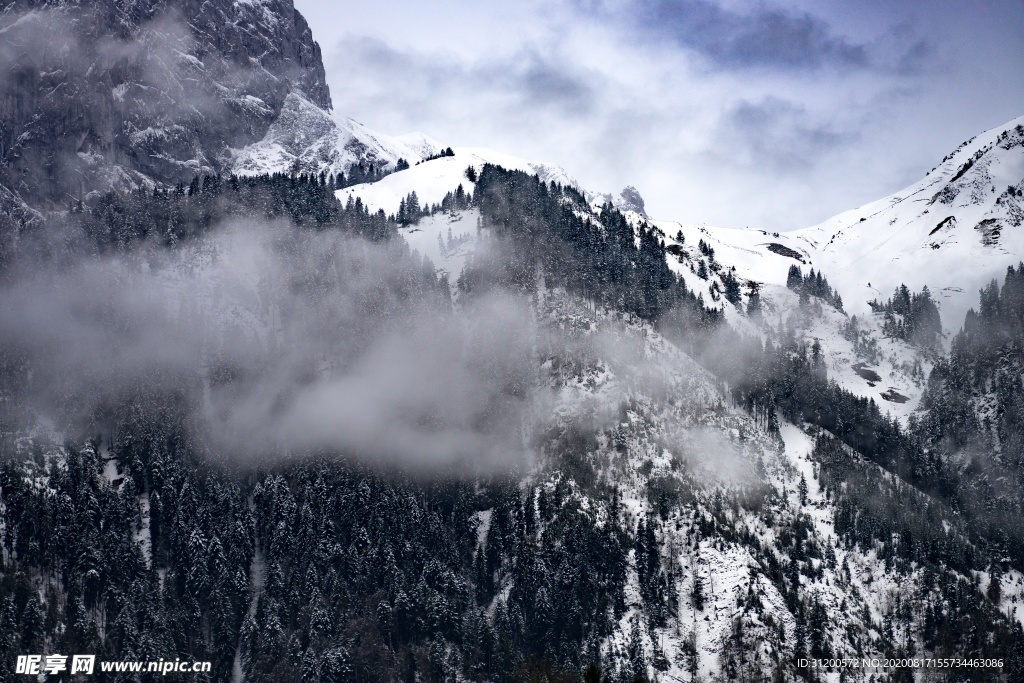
[296,112,1024,427]
[3,0,1023,679]
[309,97,1022,353]
[335,147,580,215]
[795,116,1024,331]
[652,116,1024,338]
[611,116,1021,423]
[0,0,332,207]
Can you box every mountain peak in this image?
[617,185,648,216]
[791,114,1024,332]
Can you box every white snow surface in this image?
[336,147,581,217]
[399,209,479,285]
[792,115,1024,334]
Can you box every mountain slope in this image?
[2,0,1024,678]
[655,116,1024,338]
[794,115,1024,333]
[5,168,1022,682]
[335,147,580,217]
[626,116,1023,422]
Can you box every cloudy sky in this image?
[295,0,1024,231]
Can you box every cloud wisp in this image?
[625,0,869,70]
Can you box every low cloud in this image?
[0,222,538,471]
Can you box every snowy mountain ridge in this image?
[241,109,1022,428]
[658,115,1024,337]
[228,92,649,222]
[793,115,1024,331]
[334,148,581,216]
[616,116,1020,422]
[231,92,449,178]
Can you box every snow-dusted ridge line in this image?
[232,93,1022,426]
[230,91,646,222]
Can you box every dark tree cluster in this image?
[0,173,637,683]
[815,436,975,572]
[870,284,942,348]
[786,265,843,311]
[696,238,715,261]
[914,264,1024,569]
[0,440,630,682]
[20,172,398,267]
[466,165,720,345]
[396,191,424,225]
[721,306,1024,582]
[396,184,472,226]
[335,159,400,188]
[813,435,1024,681]
[634,514,677,630]
[721,269,742,307]
[416,147,457,165]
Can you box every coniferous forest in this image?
[1,166,1023,682]
[2,1,1023,681]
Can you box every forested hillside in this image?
[2,167,1023,683]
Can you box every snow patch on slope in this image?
[400,209,479,285]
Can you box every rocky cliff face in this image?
[0,0,331,208]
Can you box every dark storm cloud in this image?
[617,0,870,70]
[885,25,935,76]
[576,0,937,75]
[519,58,594,112]
[716,97,846,171]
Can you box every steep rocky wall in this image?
[0,0,331,208]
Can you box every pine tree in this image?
[747,283,762,320]
[692,569,705,611]
[787,265,803,290]
[987,569,1002,605]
